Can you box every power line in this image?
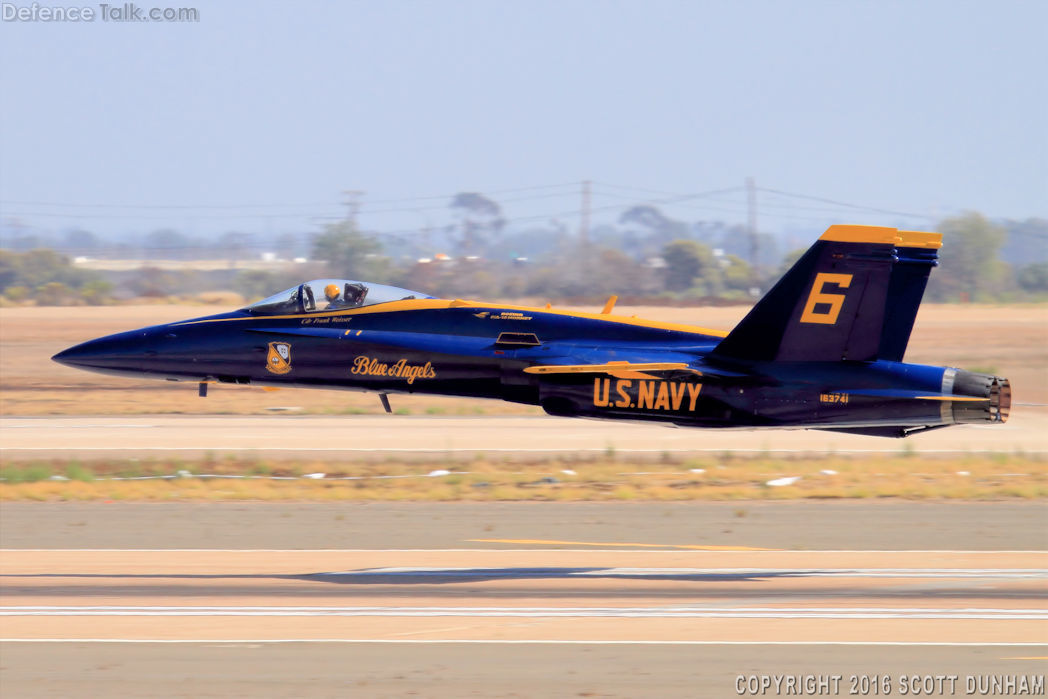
[0,199,340,210]
[0,182,582,212]
[757,187,934,220]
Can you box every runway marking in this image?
[2,548,1045,554]
[5,606,1046,620]
[3,639,1046,646]
[467,539,775,551]
[4,447,1044,455]
[2,424,157,429]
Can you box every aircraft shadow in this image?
[3,568,1041,600]
[300,567,800,584]
[2,568,805,585]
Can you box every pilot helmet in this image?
[324,284,340,301]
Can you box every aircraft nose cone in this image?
[51,345,84,368]
[52,331,155,374]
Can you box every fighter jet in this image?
[53,224,1010,437]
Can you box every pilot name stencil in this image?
[302,316,351,325]
[351,356,437,384]
[592,378,702,412]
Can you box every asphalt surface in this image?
[2,411,1045,460]
[1,503,1045,697]
[2,501,1046,550]
[4,643,1044,699]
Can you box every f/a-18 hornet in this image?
[54,224,1010,437]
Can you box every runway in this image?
[3,409,1046,459]
[2,504,1046,696]
[2,548,1045,645]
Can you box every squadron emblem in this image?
[266,342,292,374]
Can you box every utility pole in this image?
[746,176,758,268]
[579,179,591,248]
[746,176,761,294]
[342,189,365,231]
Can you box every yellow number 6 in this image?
[800,273,852,325]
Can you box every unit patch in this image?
[266,342,292,374]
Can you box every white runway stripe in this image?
[5,548,1044,554]
[4,606,1045,620]
[3,639,1047,646]
[4,446,1043,454]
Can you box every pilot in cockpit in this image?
[323,284,343,309]
[324,282,368,310]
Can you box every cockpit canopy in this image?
[242,279,434,315]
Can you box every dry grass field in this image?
[2,453,1044,501]
[2,302,1046,415]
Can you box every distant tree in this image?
[583,248,652,297]
[1000,218,1048,265]
[217,231,254,262]
[661,239,716,292]
[233,269,304,302]
[0,249,94,291]
[311,221,384,279]
[34,281,79,306]
[144,228,195,260]
[125,267,182,298]
[274,233,303,259]
[714,226,780,272]
[0,248,112,304]
[720,254,754,292]
[933,212,1009,301]
[619,206,691,250]
[450,192,505,256]
[1017,262,1048,293]
[0,251,18,289]
[63,228,99,252]
[79,279,114,305]
[777,248,806,276]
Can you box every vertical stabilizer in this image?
[712,225,941,363]
[877,231,941,361]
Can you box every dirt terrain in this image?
[2,303,1045,414]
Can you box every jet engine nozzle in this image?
[950,370,1011,424]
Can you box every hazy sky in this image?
[1,0,1045,240]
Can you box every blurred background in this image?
[1,0,1045,306]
